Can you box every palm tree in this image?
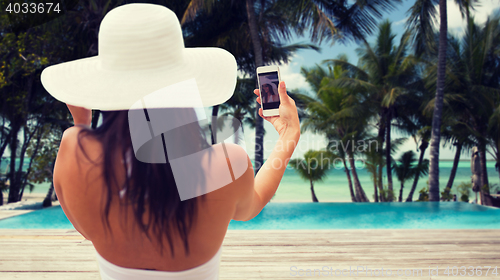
[325,20,421,201]
[364,136,407,202]
[327,138,358,202]
[440,113,476,198]
[394,150,429,202]
[406,0,479,201]
[363,139,383,202]
[394,151,415,202]
[427,0,448,201]
[387,61,432,202]
[457,17,500,202]
[213,78,257,145]
[405,0,438,57]
[298,62,372,202]
[423,17,500,203]
[301,64,359,203]
[405,126,431,202]
[289,150,333,202]
[488,81,500,184]
[488,119,500,184]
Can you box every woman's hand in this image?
[254,81,300,137]
[67,104,92,126]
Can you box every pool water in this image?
[0,202,499,229]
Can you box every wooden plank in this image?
[0,272,100,280]
[0,229,499,279]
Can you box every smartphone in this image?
[257,65,281,117]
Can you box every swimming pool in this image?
[0,202,499,229]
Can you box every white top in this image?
[265,94,279,103]
[96,248,222,280]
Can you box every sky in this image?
[240,0,500,162]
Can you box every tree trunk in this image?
[245,0,263,67]
[385,113,393,201]
[254,111,264,173]
[479,146,489,193]
[7,122,21,203]
[245,0,265,175]
[348,154,369,202]
[211,105,219,144]
[399,182,404,202]
[43,158,57,207]
[479,145,490,205]
[497,153,500,186]
[310,178,319,202]
[428,0,448,202]
[0,129,12,206]
[343,160,357,202]
[377,161,385,202]
[406,139,428,202]
[378,114,386,202]
[43,182,55,208]
[15,139,27,201]
[444,142,462,194]
[18,124,43,202]
[0,129,12,163]
[373,171,379,202]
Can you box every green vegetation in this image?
[0,0,499,206]
[393,151,429,202]
[289,150,334,202]
[417,186,429,202]
[295,15,500,204]
[457,182,472,202]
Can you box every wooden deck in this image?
[0,229,499,279]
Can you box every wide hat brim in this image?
[41,47,237,110]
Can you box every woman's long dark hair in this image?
[76,108,210,257]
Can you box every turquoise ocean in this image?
[1,158,498,202]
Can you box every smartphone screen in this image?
[258,72,280,110]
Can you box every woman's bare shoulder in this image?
[205,143,254,198]
[55,126,103,187]
[59,126,103,163]
[221,143,252,178]
[54,126,104,240]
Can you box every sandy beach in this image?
[1,193,49,206]
[0,193,60,220]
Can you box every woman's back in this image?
[54,125,254,271]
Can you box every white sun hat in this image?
[41,3,237,110]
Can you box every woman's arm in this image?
[233,81,300,221]
[53,126,92,240]
[52,105,93,238]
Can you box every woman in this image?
[42,4,300,279]
[262,83,280,103]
